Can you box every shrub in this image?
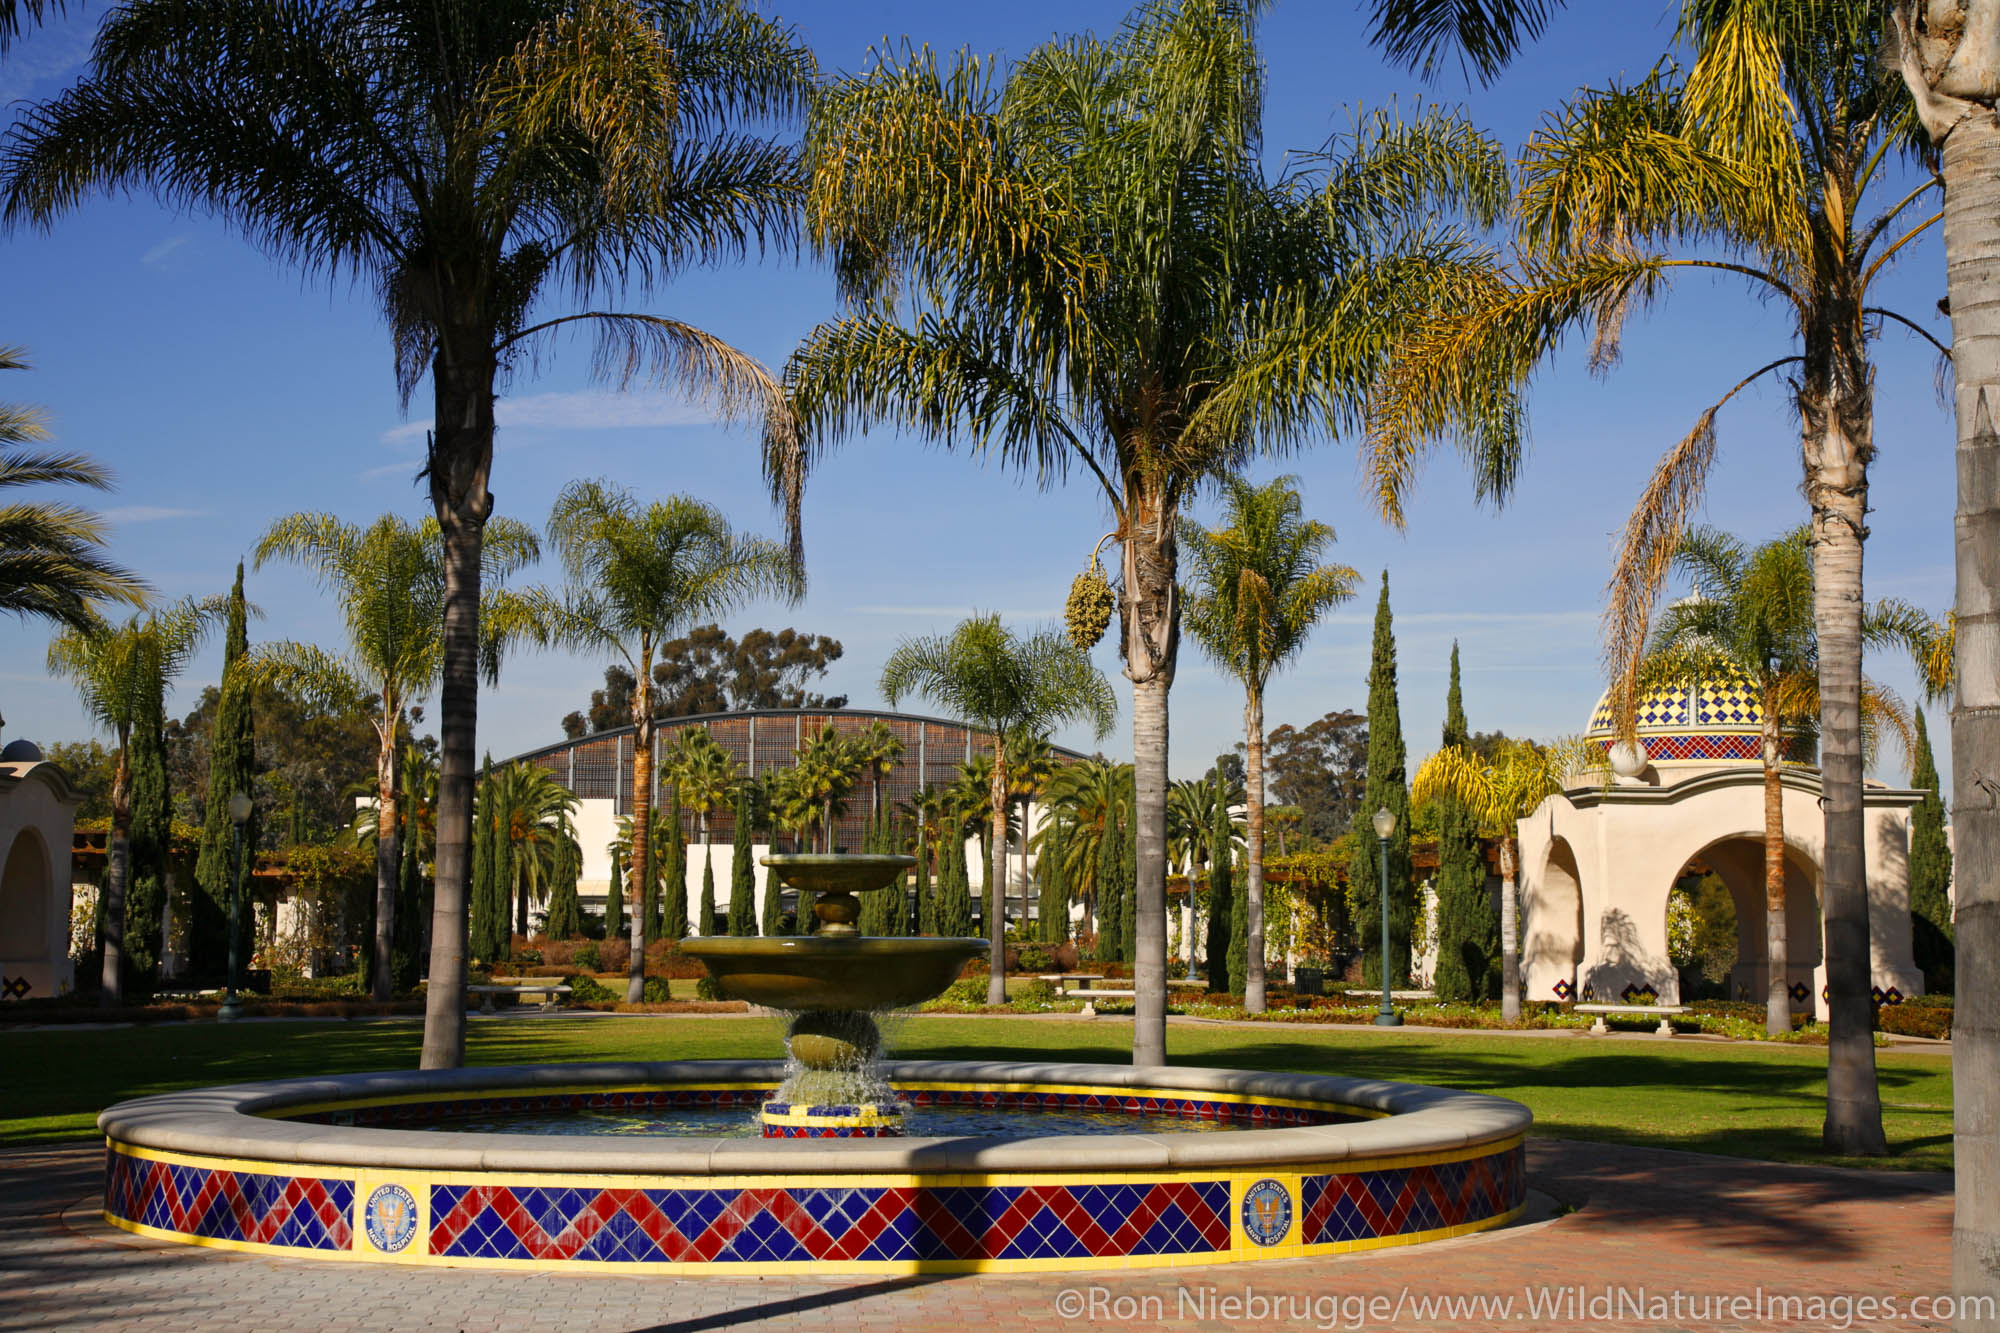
[1011,978,1058,1007]
[642,975,674,1003]
[695,975,725,1002]
[1014,944,1054,974]
[1878,1003,1951,1039]
[596,938,630,974]
[572,941,600,973]
[564,973,618,1005]
[926,977,994,1010]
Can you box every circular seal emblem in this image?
[1241,1178,1292,1247]
[363,1183,419,1254]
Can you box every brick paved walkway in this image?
[0,1138,1951,1333]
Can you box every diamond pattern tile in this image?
[104,1152,352,1250]
[1299,1143,1524,1246]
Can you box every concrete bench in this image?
[1574,1002,1687,1036]
[1036,973,1105,996]
[468,983,572,1014]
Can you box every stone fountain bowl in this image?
[759,852,914,897]
[680,935,988,1011]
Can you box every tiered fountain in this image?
[680,853,986,1137]
[96,851,1533,1273]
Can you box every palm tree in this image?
[786,0,1508,1063]
[538,482,794,999]
[1037,757,1134,929]
[881,616,1116,1005]
[790,722,861,854]
[1362,0,2000,1284]
[1184,474,1360,1012]
[2,0,815,1070]
[483,761,580,938]
[252,511,540,1000]
[1004,732,1057,937]
[1370,8,1936,1156]
[669,727,740,934]
[856,719,904,835]
[900,783,950,934]
[1,348,145,631]
[1412,737,1589,1022]
[47,598,221,1003]
[1642,525,1923,1036]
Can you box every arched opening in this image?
[0,829,51,964]
[1525,836,1584,1000]
[1668,836,1820,1009]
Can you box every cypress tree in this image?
[698,854,716,937]
[491,778,515,961]
[545,837,584,940]
[1432,644,1495,1001]
[193,561,255,976]
[392,782,427,989]
[1226,816,1248,996]
[1096,811,1123,962]
[915,819,934,936]
[1038,822,1068,944]
[1909,708,1955,989]
[1348,572,1414,989]
[760,834,786,938]
[604,849,626,945]
[124,674,171,981]
[1207,794,1235,994]
[728,792,757,936]
[660,796,688,940]
[859,811,894,935]
[469,758,507,964]
[938,826,974,938]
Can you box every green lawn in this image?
[0,1014,1952,1171]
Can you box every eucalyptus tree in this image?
[253,511,540,1000]
[3,0,815,1069]
[1184,474,1360,1011]
[881,616,1117,1004]
[1370,3,1940,1155]
[1411,737,1589,1022]
[539,482,795,997]
[1,349,145,632]
[47,598,221,1004]
[786,0,1508,1063]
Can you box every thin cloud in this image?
[1321,608,1600,627]
[141,235,192,270]
[850,604,1059,619]
[358,460,420,482]
[0,22,91,103]
[99,506,207,522]
[381,389,719,444]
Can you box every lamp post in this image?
[218,791,253,1022]
[1371,806,1402,1027]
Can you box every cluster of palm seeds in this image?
[1065,557,1115,649]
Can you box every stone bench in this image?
[468,983,572,1014]
[1574,1002,1687,1036]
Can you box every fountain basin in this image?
[678,935,987,1012]
[99,1059,1530,1272]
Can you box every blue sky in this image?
[0,2,1958,787]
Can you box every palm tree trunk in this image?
[1801,348,1887,1155]
[987,749,1010,1006]
[1934,100,2000,1325]
[1245,685,1268,1014]
[1499,834,1520,1023]
[1125,486,1178,1068]
[420,344,495,1070]
[372,717,399,1004]
[628,668,655,1004]
[1762,685,1789,1037]
[102,740,132,1006]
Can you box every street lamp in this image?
[1371,806,1402,1028]
[218,791,253,1022]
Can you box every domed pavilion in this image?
[1513,668,1923,1018]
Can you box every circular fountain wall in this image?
[99,1059,1530,1273]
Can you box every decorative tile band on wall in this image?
[429,1179,1236,1264]
[104,1146,353,1251]
[102,1134,1526,1272]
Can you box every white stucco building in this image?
[0,740,82,1002]
[1515,672,1923,1018]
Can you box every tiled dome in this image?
[1585,667,1770,765]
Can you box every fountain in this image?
[94,851,1534,1273]
[679,853,987,1137]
